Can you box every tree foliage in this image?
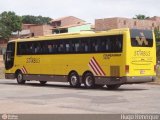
[155,28,160,40]
[0,11,22,40]
[22,15,52,25]
[133,14,150,20]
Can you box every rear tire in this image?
[107,84,121,90]
[84,73,95,89]
[17,71,26,84]
[39,81,47,85]
[68,72,81,87]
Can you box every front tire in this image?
[17,71,26,84]
[84,73,95,89]
[68,72,81,87]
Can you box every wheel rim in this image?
[85,76,93,87]
[71,75,77,86]
[18,74,22,82]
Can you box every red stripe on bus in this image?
[90,59,102,76]
[23,66,28,74]
[89,62,99,76]
[92,57,106,76]
[21,68,25,74]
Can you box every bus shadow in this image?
[0,82,149,91]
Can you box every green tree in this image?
[22,15,52,25]
[155,27,160,40]
[0,11,22,40]
[133,14,150,20]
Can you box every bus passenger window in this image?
[80,42,85,52]
[84,43,88,52]
[101,41,106,52]
[115,38,122,52]
[66,44,70,52]
[58,43,65,53]
[35,43,42,54]
[75,43,80,52]
[42,43,49,54]
[52,44,57,53]
[48,45,53,53]
[30,43,35,54]
[70,43,75,53]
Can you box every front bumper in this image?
[5,73,15,79]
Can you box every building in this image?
[0,24,53,54]
[22,24,53,37]
[95,16,160,31]
[51,16,92,33]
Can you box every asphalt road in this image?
[0,79,160,114]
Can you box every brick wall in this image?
[61,16,85,27]
[23,25,52,36]
[95,18,118,31]
[95,17,160,31]
[42,25,53,35]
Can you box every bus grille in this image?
[110,66,120,77]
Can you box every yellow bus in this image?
[4,28,156,89]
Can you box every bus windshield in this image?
[130,29,153,47]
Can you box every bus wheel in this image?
[17,71,26,84]
[69,72,81,87]
[84,73,95,88]
[39,81,47,85]
[107,84,121,90]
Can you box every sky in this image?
[0,0,160,23]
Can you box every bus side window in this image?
[42,42,49,54]
[106,39,109,51]
[66,43,70,53]
[106,37,112,52]
[29,43,35,54]
[115,36,122,52]
[48,44,53,53]
[35,42,42,54]
[70,42,75,53]
[79,40,85,52]
[101,40,106,52]
[85,39,91,53]
[52,41,58,53]
[58,41,65,53]
[91,38,97,52]
[75,43,80,52]
[97,40,101,52]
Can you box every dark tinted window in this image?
[130,29,153,47]
[5,42,15,70]
[17,35,123,55]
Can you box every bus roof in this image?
[9,28,130,42]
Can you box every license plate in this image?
[140,70,145,74]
